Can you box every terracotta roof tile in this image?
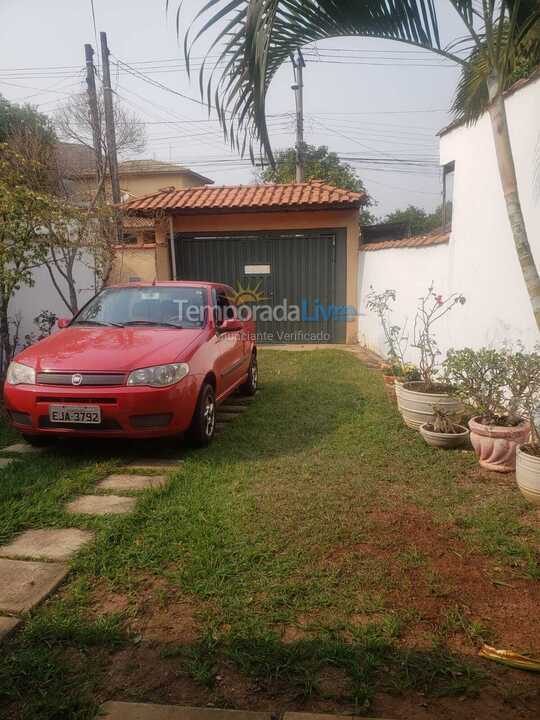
[121,180,365,215]
[360,228,450,252]
[122,216,154,229]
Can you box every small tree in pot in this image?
[419,404,469,449]
[443,347,531,473]
[397,285,465,430]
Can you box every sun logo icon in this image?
[228,280,268,306]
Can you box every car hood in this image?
[16,326,205,373]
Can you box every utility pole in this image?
[84,44,104,196]
[100,31,123,243]
[291,49,305,183]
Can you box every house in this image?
[8,146,213,341]
[121,180,366,344]
[358,69,540,357]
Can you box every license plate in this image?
[49,405,101,424]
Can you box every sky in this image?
[0,0,467,216]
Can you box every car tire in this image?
[187,382,216,447]
[239,352,258,396]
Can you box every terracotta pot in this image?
[420,423,469,449]
[382,374,397,402]
[397,381,462,431]
[468,416,530,473]
[516,445,540,506]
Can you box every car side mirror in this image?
[219,318,242,332]
[57,317,71,329]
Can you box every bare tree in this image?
[54,92,146,162]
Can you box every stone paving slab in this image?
[217,405,248,414]
[284,714,391,720]
[0,558,68,613]
[0,528,94,562]
[66,494,136,516]
[127,458,183,470]
[96,474,168,492]
[1,442,43,455]
[0,616,22,641]
[0,457,16,469]
[101,703,271,720]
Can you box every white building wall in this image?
[8,258,96,346]
[358,73,540,361]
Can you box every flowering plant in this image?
[365,287,408,366]
[412,284,466,391]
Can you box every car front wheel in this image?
[239,353,257,396]
[187,382,216,447]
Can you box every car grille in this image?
[36,372,125,387]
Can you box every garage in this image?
[122,180,365,344]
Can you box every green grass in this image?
[0,349,538,719]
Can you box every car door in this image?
[213,286,247,396]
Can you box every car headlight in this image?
[127,363,189,388]
[5,361,36,385]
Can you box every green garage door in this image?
[173,229,347,343]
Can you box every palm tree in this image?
[174,0,540,330]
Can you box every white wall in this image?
[8,258,96,346]
[358,74,540,361]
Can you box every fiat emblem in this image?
[71,373,83,386]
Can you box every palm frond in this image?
[177,1,540,161]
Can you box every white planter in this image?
[420,423,469,449]
[516,445,540,506]
[397,381,462,431]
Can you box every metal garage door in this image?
[173,229,347,343]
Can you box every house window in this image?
[442,161,455,227]
[142,230,156,244]
[122,232,139,245]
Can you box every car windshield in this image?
[73,286,207,329]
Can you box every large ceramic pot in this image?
[516,445,540,505]
[468,416,530,473]
[397,381,462,431]
[420,423,469,449]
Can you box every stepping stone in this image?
[101,703,272,720]
[0,616,21,641]
[217,405,248,414]
[0,558,68,613]
[0,457,16,469]
[284,715,390,720]
[126,458,182,470]
[215,423,227,433]
[96,474,168,492]
[66,495,136,516]
[0,528,94,562]
[1,442,42,455]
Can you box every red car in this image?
[3,282,257,446]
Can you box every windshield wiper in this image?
[121,320,184,329]
[73,319,124,327]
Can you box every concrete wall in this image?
[358,73,540,360]
[8,258,96,346]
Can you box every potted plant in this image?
[365,288,410,402]
[419,404,469,449]
[397,285,466,429]
[444,347,531,473]
[514,349,540,503]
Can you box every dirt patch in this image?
[90,574,204,644]
[362,506,540,653]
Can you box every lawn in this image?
[1,349,539,720]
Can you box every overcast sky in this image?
[0,0,466,216]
